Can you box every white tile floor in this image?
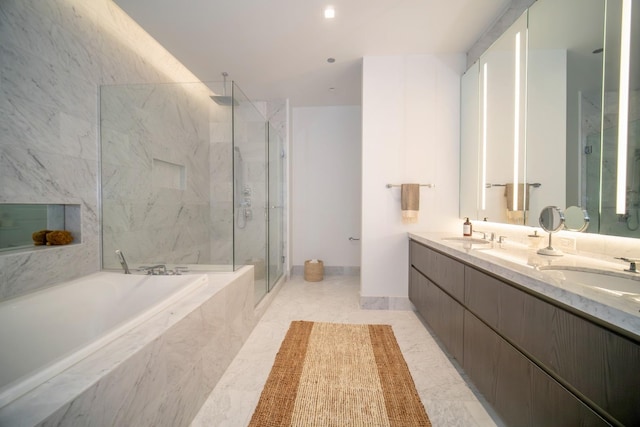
[191,275,505,427]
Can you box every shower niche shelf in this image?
[0,203,81,254]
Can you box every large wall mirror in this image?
[460,0,639,239]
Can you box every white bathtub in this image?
[0,271,207,409]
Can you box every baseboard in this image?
[291,265,360,276]
[359,295,413,311]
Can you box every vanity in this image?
[409,233,640,427]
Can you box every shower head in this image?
[210,72,238,106]
[211,95,237,106]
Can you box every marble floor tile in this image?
[190,275,505,427]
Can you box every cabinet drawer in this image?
[464,312,609,427]
[465,265,640,426]
[410,240,464,301]
[409,264,463,363]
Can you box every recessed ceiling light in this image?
[327,57,336,63]
[324,6,335,19]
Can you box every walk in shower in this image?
[99,78,285,303]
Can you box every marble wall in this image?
[101,82,228,268]
[0,0,213,300]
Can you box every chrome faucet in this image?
[140,264,168,275]
[615,257,639,273]
[115,250,131,274]
[474,230,495,241]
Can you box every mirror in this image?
[460,0,640,239]
[527,0,605,230]
[564,206,590,232]
[539,206,565,233]
[537,206,565,256]
[478,12,528,225]
[600,0,640,238]
[460,62,480,218]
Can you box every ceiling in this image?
[114,0,511,107]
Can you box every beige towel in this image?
[401,184,420,224]
[504,183,530,211]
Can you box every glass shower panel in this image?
[100,81,233,271]
[268,123,284,290]
[231,83,268,303]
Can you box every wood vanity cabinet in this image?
[409,239,640,427]
[409,241,464,362]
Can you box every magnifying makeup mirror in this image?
[537,206,565,256]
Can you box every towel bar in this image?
[386,184,434,188]
[485,183,541,188]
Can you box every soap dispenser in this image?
[463,217,472,236]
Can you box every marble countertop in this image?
[409,232,640,340]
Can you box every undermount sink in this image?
[539,267,640,297]
[442,237,489,244]
[475,247,530,265]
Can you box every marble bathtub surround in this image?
[410,232,640,338]
[0,267,257,427]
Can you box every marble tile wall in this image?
[101,82,217,268]
[0,0,217,300]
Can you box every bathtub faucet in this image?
[140,264,168,275]
[115,250,131,274]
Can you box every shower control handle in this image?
[349,237,360,241]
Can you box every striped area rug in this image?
[248,321,431,427]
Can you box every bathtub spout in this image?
[140,264,168,275]
[115,250,131,274]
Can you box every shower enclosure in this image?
[99,79,285,303]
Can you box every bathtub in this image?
[0,271,208,409]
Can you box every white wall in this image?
[361,55,465,301]
[291,106,362,268]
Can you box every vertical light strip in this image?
[513,32,521,211]
[482,63,488,210]
[616,0,632,214]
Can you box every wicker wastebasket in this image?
[304,259,324,282]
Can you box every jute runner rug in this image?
[248,321,431,427]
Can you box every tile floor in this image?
[191,275,505,427]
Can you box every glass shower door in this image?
[231,83,268,303]
[268,123,284,290]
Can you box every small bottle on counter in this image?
[463,217,472,236]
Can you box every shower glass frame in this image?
[99,80,285,302]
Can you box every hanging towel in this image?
[401,184,420,224]
[504,183,530,211]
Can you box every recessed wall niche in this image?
[0,204,81,253]
[153,158,186,190]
